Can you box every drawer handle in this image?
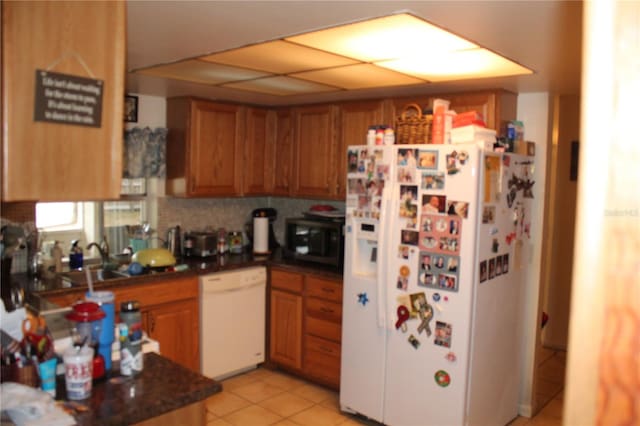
[320,307,334,314]
[321,287,335,293]
[319,345,334,353]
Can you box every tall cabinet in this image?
[2,1,126,201]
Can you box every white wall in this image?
[515,93,551,416]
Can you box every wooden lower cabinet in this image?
[145,298,199,373]
[44,274,200,372]
[269,289,303,370]
[269,267,342,389]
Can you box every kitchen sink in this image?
[60,269,130,286]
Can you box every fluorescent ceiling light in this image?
[222,76,339,96]
[135,12,533,96]
[137,59,268,85]
[286,14,478,62]
[292,63,425,90]
[201,40,358,74]
[378,48,533,81]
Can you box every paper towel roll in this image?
[253,217,269,254]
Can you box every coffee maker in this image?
[246,208,279,252]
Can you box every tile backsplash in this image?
[157,196,344,244]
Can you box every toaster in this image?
[185,232,217,257]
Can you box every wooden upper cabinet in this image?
[166,98,244,197]
[292,104,338,199]
[390,90,517,133]
[1,1,125,201]
[243,107,274,196]
[336,100,389,199]
[443,90,517,133]
[272,109,294,197]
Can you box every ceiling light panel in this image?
[222,75,339,96]
[292,63,426,89]
[136,59,270,85]
[200,40,359,74]
[286,13,478,62]
[378,48,533,81]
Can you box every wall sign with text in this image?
[33,70,103,128]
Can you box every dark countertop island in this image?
[57,352,221,425]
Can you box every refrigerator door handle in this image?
[376,196,388,329]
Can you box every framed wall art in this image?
[124,95,138,123]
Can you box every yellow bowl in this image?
[131,248,176,267]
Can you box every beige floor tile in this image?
[527,414,563,426]
[340,418,369,426]
[242,367,275,380]
[208,418,234,426]
[223,404,283,426]
[222,372,261,392]
[288,405,352,426]
[319,393,341,411]
[258,392,315,417]
[272,420,301,426]
[538,358,566,384]
[262,371,308,390]
[206,391,252,417]
[536,377,563,400]
[291,383,336,403]
[232,380,287,403]
[507,415,531,425]
[206,410,218,422]
[538,397,563,421]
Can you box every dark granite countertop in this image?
[56,352,221,425]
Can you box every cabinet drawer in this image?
[306,297,341,323]
[306,316,341,342]
[305,334,341,358]
[306,276,342,303]
[304,336,341,387]
[271,269,304,294]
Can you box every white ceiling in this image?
[125,1,583,106]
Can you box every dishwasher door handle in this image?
[202,280,265,295]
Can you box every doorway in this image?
[534,94,581,412]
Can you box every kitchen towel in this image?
[253,217,269,254]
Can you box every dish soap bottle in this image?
[69,240,83,270]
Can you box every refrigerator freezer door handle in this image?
[376,197,387,329]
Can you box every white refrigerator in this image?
[340,143,535,426]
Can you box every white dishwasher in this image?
[200,266,266,380]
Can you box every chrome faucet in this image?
[87,236,110,269]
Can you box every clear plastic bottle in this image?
[119,300,143,376]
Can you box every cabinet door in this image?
[2,1,125,201]
[445,90,517,132]
[272,109,294,196]
[269,289,303,370]
[243,107,273,195]
[390,90,517,132]
[292,105,338,198]
[336,100,387,198]
[188,100,244,196]
[147,299,200,372]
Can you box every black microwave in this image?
[283,217,344,270]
